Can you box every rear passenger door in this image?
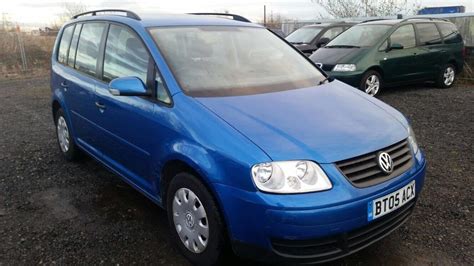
[414,23,444,78]
[54,22,107,152]
[93,24,167,193]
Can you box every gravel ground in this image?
[0,77,473,265]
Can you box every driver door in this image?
[379,24,423,84]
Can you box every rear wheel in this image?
[437,64,456,88]
[167,173,227,265]
[55,108,81,161]
[360,70,382,96]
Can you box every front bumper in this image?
[214,151,426,263]
[326,70,364,88]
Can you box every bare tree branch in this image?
[313,0,420,18]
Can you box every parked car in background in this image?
[51,10,426,265]
[310,18,464,96]
[285,22,356,56]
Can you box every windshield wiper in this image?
[325,45,360,48]
[319,76,334,85]
[290,41,306,45]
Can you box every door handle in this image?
[95,102,106,109]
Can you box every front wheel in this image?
[360,70,382,96]
[437,64,456,88]
[167,173,227,265]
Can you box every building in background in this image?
[418,6,466,15]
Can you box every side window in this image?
[390,24,416,48]
[156,73,171,104]
[321,27,344,40]
[75,23,106,77]
[438,22,462,44]
[57,25,74,64]
[67,24,82,68]
[103,25,149,83]
[416,23,442,45]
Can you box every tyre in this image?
[360,70,382,96]
[54,108,81,161]
[437,64,456,88]
[167,173,227,265]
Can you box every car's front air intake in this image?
[336,139,414,187]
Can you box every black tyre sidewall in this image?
[54,108,80,161]
[360,70,382,96]
[437,64,456,89]
[166,173,226,266]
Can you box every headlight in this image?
[251,161,332,193]
[332,64,356,72]
[408,126,419,154]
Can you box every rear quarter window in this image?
[438,22,462,44]
[416,23,442,45]
[57,25,74,64]
[75,23,106,77]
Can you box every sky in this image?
[1,0,473,28]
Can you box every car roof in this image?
[70,12,263,28]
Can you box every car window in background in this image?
[67,24,82,68]
[438,22,462,44]
[150,26,325,97]
[57,25,74,64]
[103,25,149,83]
[416,23,442,45]
[75,23,106,77]
[321,27,344,40]
[390,24,416,48]
[327,25,391,47]
[286,27,323,44]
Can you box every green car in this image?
[310,18,464,96]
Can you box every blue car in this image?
[51,10,426,265]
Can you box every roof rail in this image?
[72,9,141,21]
[189,13,251,23]
[361,18,389,23]
[400,17,448,23]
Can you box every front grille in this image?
[271,200,415,263]
[336,139,414,187]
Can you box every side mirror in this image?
[388,42,404,51]
[108,77,151,96]
[316,37,330,48]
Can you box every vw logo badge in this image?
[378,152,393,174]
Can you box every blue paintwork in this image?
[51,13,426,260]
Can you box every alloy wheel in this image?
[443,67,455,86]
[365,74,380,96]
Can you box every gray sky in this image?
[2,0,473,28]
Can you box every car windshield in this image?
[285,27,323,44]
[326,24,391,47]
[149,26,325,97]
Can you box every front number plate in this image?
[368,180,415,221]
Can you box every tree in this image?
[313,0,420,18]
[51,2,88,30]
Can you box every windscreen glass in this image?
[285,27,323,44]
[327,25,391,47]
[150,26,325,97]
